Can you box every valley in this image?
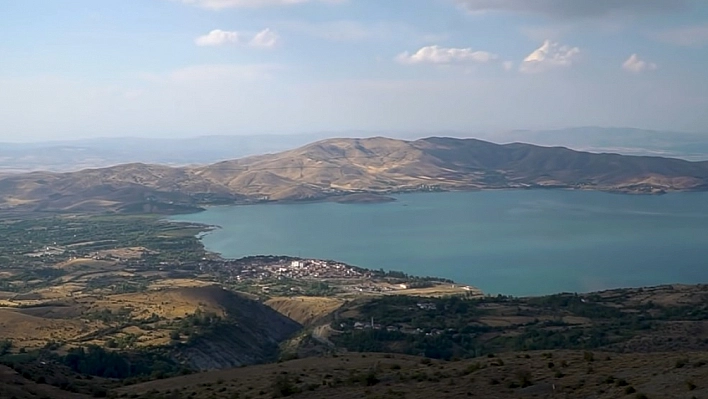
[1,212,708,398]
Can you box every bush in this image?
[615,378,629,387]
[625,386,636,394]
[461,363,483,376]
[515,369,533,388]
[583,351,594,362]
[272,375,300,397]
[0,340,12,356]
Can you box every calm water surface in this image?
[170,190,708,296]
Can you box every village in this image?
[195,256,369,282]
[19,236,478,298]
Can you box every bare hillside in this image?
[1,137,708,212]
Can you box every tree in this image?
[0,339,11,356]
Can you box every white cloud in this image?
[622,54,657,73]
[195,29,241,46]
[653,24,708,47]
[177,0,344,10]
[194,29,279,48]
[397,45,498,65]
[519,40,580,73]
[502,61,514,71]
[249,28,280,48]
[455,0,690,18]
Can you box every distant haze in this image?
[1,127,707,173]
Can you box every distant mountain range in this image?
[1,127,707,173]
[487,127,708,161]
[1,136,708,213]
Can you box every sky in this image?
[1,0,708,141]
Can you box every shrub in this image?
[515,369,533,388]
[625,386,636,394]
[272,375,300,397]
[461,363,483,376]
[686,380,697,391]
[583,351,594,362]
[615,378,629,387]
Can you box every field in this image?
[265,296,345,326]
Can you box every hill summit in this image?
[1,137,708,212]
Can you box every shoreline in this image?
[167,188,708,297]
[174,184,699,217]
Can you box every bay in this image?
[169,190,708,296]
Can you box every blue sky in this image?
[1,0,707,141]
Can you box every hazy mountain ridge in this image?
[2,128,707,174]
[2,136,708,213]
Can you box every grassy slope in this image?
[113,351,708,399]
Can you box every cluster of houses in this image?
[196,257,366,282]
[341,309,447,337]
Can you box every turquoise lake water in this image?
[169,190,708,296]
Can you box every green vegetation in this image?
[62,346,181,379]
[0,214,207,293]
[0,339,12,356]
[332,290,708,360]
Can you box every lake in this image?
[169,190,708,296]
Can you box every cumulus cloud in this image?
[519,40,580,73]
[195,29,280,48]
[622,54,657,73]
[455,0,690,18]
[195,29,240,46]
[654,24,708,47]
[177,0,344,9]
[249,28,280,48]
[397,45,498,65]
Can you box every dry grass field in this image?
[265,296,345,326]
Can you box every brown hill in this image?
[113,350,708,399]
[2,137,708,212]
